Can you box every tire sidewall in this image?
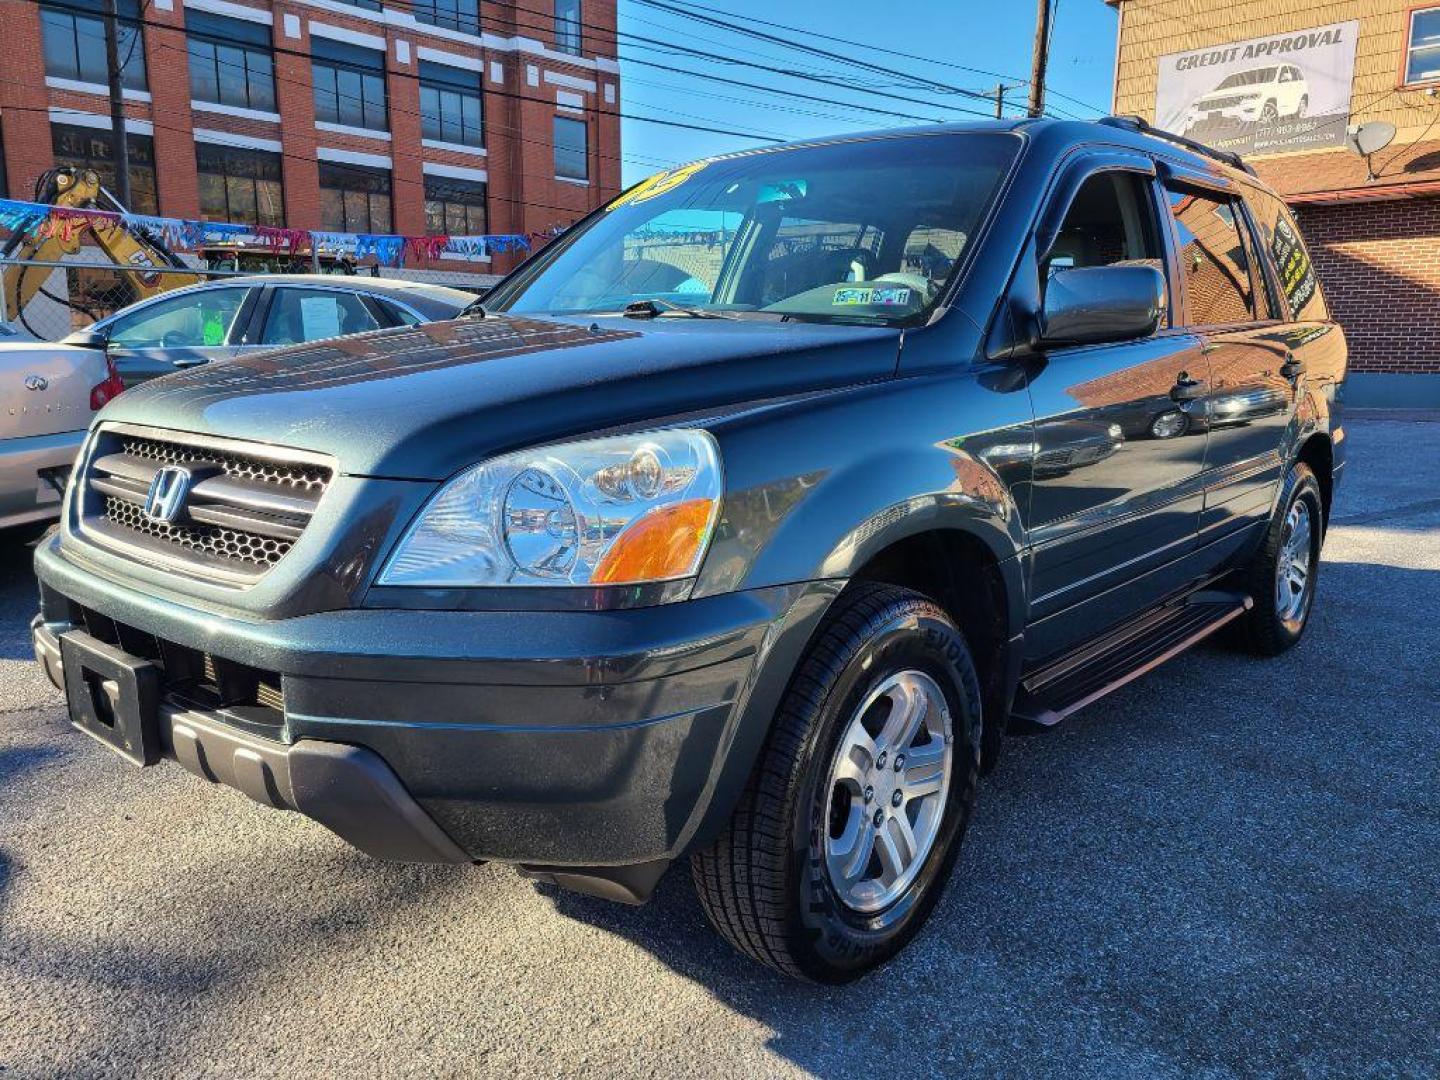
[785,607,981,981]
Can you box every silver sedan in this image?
[0,274,475,529]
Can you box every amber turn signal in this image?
[592,498,717,584]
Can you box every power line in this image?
[624,0,1108,118]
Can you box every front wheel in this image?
[1235,461,1323,655]
[691,583,983,982]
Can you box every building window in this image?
[419,61,484,148]
[554,116,587,181]
[412,0,480,37]
[1406,8,1440,84]
[312,39,388,132]
[424,176,487,236]
[52,123,157,213]
[40,0,146,91]
[339,0,382,9]
[319,161,392,233]
[186,11,276,113]
[197,143,284,228]
[556,0,582,55]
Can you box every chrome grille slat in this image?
[77,426,334,585]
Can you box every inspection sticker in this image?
[832,286,913,307]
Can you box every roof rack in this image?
[1097,115,1258,177]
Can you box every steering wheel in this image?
[160,330,195,349]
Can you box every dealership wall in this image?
[1110,0,1440,406]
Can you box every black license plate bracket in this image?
[59,630,161,766]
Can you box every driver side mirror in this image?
[1039,265,1165,348]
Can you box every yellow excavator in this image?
[1,167,202,336]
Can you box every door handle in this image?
[171,357,207,369]
[1170,372,1205,402]
[1279,353,1306,380]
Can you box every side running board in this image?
[1011,590,1253,729]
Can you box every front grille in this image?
[104,495,294,569]
[76,424,334,585]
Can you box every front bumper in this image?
[33,533,837,884]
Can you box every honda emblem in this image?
[143,466,191,524]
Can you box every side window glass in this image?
[1045,171,1168,323]
[261,288,382,346]
[1245,187,1327,320]
[1165,187,1256,326]
[108,288,249,348]
[381,299,423,326]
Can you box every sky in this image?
[614,0,1121,186]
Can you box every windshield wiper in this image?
[622,298,737,321]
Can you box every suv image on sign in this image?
[31,117,1346,982]
[1184,64,1311,133]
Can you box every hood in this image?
[100,314,902,478]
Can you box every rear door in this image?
[1158,170,1296,558]
[103,285,256,385]
[1020,155,1213,662]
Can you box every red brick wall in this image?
[0,0,61,197]
[1,0,621,276]
[1297,198,1440,376]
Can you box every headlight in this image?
[378,429,723,588]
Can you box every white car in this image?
[0,275,474,529]
[1184,64,1310,130]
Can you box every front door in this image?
[1021,167,1212,663]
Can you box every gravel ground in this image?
[1,415,1437,1078]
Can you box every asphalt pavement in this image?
[1,414,1437,1078]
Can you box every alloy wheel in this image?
[824,670,953,914]
[1275,499,1314,622]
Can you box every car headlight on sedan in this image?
[378,429,723,588]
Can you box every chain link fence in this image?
[0,258,235,342]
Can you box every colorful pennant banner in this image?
[0,196,552,267]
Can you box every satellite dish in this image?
[1346,122,1397,181]
[1346,121,1397,157]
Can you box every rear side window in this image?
[1244,186,1328,320]
[261,288,381,345]
[1164,186,1259,326]
[378,298,423,326]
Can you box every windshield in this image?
[1215,68,1276,90]
[486,133,1019,325]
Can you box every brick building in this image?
[1108,0,1440,405]
[0,0,622,278]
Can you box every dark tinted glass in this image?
[1165,186,1256,326]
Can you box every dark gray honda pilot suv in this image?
[32,117,1347,982]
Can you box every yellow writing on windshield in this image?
[606,160,710,210]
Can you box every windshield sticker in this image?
[607,160,710,210]
[832,286,913,307]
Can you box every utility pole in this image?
[102,0,133,209]
[1027,0,1052,118]
[992,82,1006,119]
